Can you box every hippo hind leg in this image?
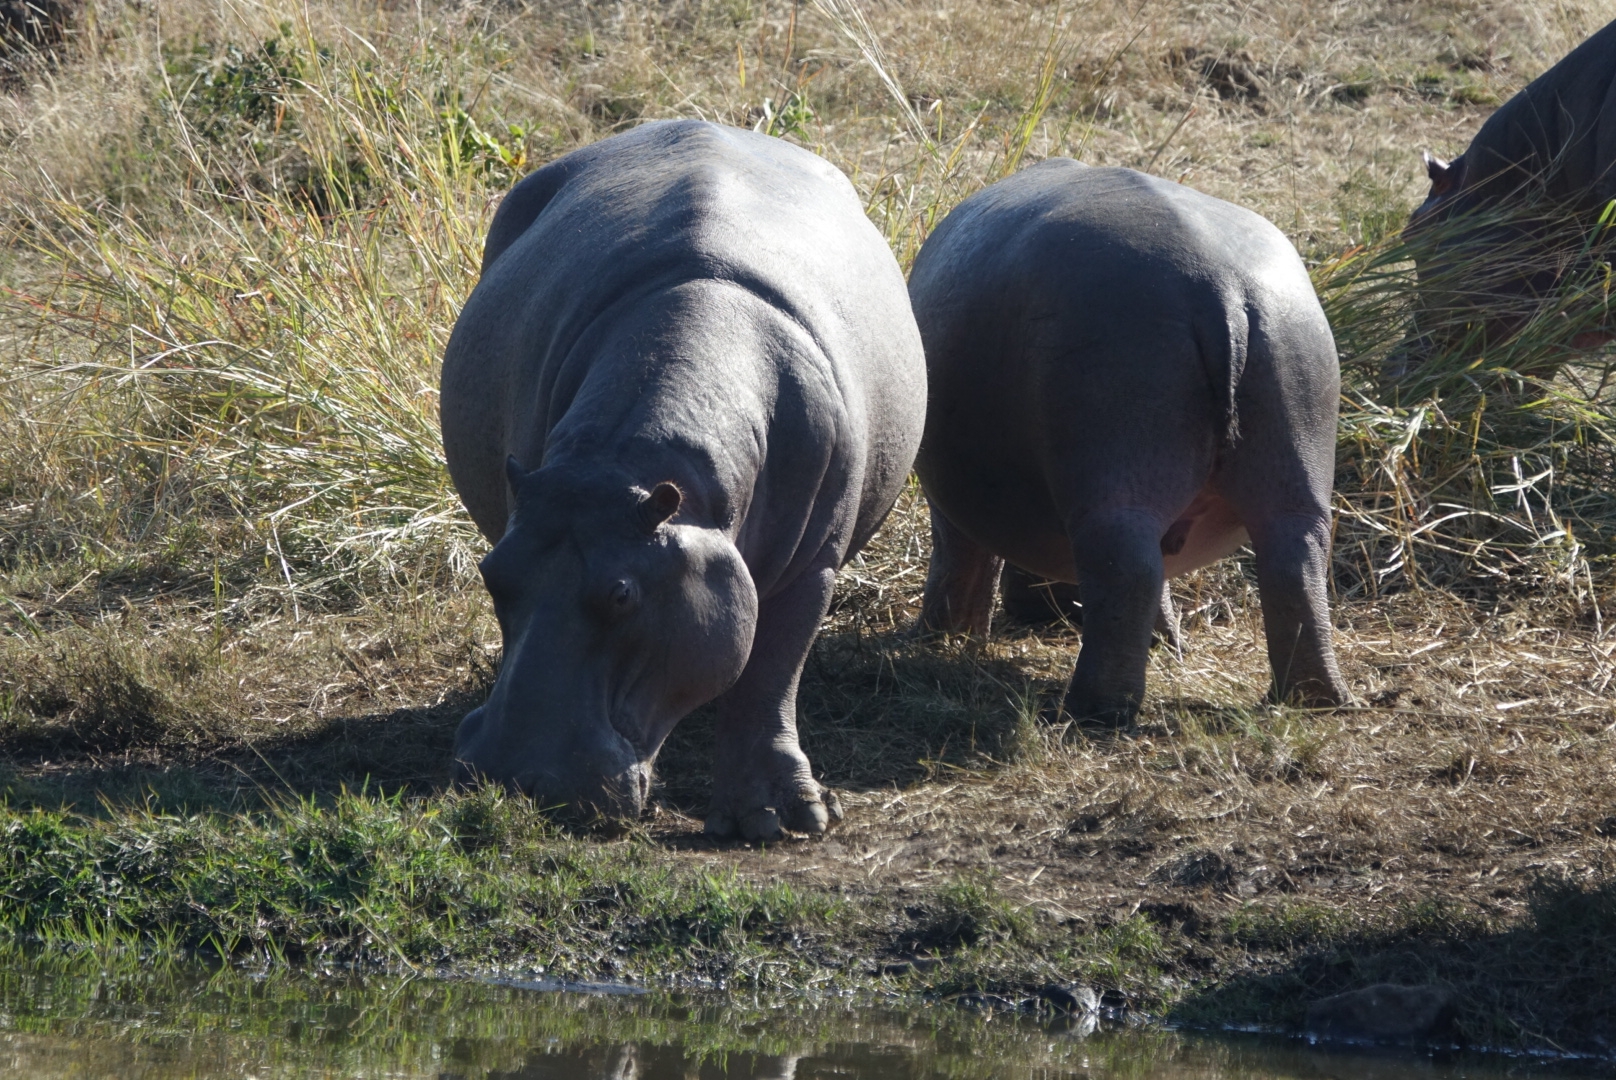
[916,501,1003,636]
[1062,508,1167,727]
[1242,510,1349,707]
[705,563,843,842]
[999,565,1179,653]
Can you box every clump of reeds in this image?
[1315,195,1616,609]
[1,8,518,606]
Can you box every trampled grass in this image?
[1,0,1615,1057]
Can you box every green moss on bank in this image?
[0,787,1136,993]
[2,786,1615,1057]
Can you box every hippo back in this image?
[441,121,924,555]
[912,160,1322,455]
[1420,17,1616,222]
[910,161,1333,575]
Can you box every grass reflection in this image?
[0,950,1605,1080]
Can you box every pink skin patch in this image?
[1161,489,1250,579]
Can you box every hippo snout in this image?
[452,705,650,820]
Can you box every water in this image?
[0,956,1601,1080]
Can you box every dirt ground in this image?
[11,483,1614,943]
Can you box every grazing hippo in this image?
[1403,17,1616,369]
[912,160,1349,726]
[441,120,925,839]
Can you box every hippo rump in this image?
[1404,17,1616,369]
[911,161,1349,726]
[440,120,925,840]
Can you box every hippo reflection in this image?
[440,121,925,839]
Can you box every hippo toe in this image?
[704,745,844,841]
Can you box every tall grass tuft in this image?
[1,11,517,603]
[1316,198,1616,607]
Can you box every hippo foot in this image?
[1265,681,1353,709]
[1057,692,1141,731]
[1038,699,1138,733]
[704,765,844,842]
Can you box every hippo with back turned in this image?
[1404,17,1616,369]
[912,161,1349,725]
[441,120,925,840]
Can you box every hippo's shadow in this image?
[1164,874,1616,1057]
[0,629,1048,818]
[0,686,479,815]
[652,630,1060,815]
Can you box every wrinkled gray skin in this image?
[441,121,925,840]
[912,161,1349,726]
[1401,16,1616,369]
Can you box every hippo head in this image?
[1396,148,1573,378]
[1383,151,1473,380]
[1391,149,1553,379]
[1406,150,1468,235]
[453,458,757,818]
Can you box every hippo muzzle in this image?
[452,701,652,819]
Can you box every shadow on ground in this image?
[652,628,1062,815]
[1169,875,1616,1055]
[0,687,481,814]
[0,629,1057,818]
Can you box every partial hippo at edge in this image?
[441,120,926,840]
[911,161,1349,726]
[1401,17,1616,373]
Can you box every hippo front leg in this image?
[917,502,1003,636]
[1063,509,1164,727]
[1250,512,1350,706]
[705,563,843,842]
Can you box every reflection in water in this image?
[503,1045,804,1080]
[0,954,1602,1080]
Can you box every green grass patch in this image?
[0,786,846,976]
[0,787,1179,1005]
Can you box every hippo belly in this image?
[912,160,1349,725]
[1160,489,1250,579]
[440,120,925,841]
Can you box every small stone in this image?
[1038,984,1101,1015]
[951,993,1017,1013]
[1305,984,1459,1044]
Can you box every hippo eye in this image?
[605,579,638,615]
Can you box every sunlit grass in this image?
[1311,197,1616,604]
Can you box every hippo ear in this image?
[505,455,529,494]
[1423,150,1465,197]
[639,482,683,532]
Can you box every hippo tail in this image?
[1196,296,1249,450]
